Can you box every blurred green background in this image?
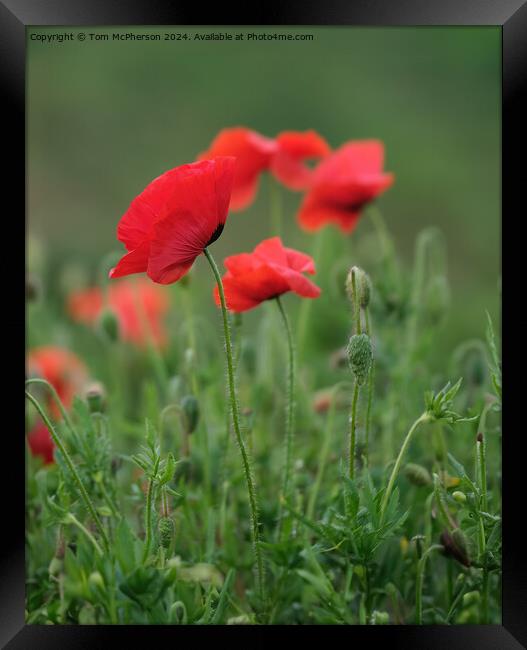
[27,26,500,360]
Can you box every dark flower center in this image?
[205,223,225,247]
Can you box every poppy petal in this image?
[109,241,150,279]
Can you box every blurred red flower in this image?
[297,140,394,233]
[109,158,235,284]
[213,236,321,312]
[68,279,169,347]
[198,127,330,211]
[26,346,88,464]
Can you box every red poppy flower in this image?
[26,346,88,464]
[297,140,394,233]
[270,130,331,191]
[68,279,169,347]
[27,421,55,465]
[198,128,330,211]
[213,236,321,312]
[109,157,235,285]
[198,128,278,211]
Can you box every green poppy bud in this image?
[370,610,390,625]
[346,334,373,385]
[88,571,105,589]
[463,590,480,606]
[424,276,450,324]
[345,266,372,309]
[158,516,175,550]
[452,490,467,504]
[181,395,199,434]
[84,381,107,414]
[404,463,432,487]
[440,529,471,567]
[98,308,120,343]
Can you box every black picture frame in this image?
[4,1,525,646]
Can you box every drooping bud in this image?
[181,395,199,434]
[345,266,372,309]
[98,308,120,343]
[84,381,107,414]
[404,463,432,487]
[452,490,467,504]
[48,557,63,576]
[88,571,105,589]
[440,529,471,567]
[346,334,373,385]
[424,276,450,324]
[158,516,175,550]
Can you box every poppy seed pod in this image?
[346,333,373,385]
[345,266,372,309]
[181,395,200,434]
[404,463,432,487]
[158,516,175,550]
[98,308,120,343]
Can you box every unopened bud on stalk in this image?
[345,266,372,309]
[88,571,105,589]
[424,276,450,323]
[370,610,390,625]
[440,529,471,567]
[404,463,432,487]
[98,308,120,343]
[181,395,199,434]
[411,535,425,559]
[48,557,63,576]
[158,516,175,550]
[452,490,467,504]
[84,381,107,414]
[346,334,373,385]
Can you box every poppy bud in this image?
[84,381,107,414]
[158,516,175,550]
[370,610,389,625]
[440,529,471,567]
[404,463,432,487]
[424,276,450,323]
[181,395,199,434]
[98,308,120,343]
[411,535,425,559]
[88,571,105,589]
[346,334,373,385]
[452,490,467,504]
[346,266,372,309]
[463,591,480,606]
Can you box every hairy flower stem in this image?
[364,308,374,466]
[142,478,155,564]
[349,382,360,480]
[476,407,492,624]
[275,296,296,541]
[204,247,265,600]
[25,391,110,552]
[380,412,430,524]
[415,544,443,624]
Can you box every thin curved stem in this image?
[416,544,443,624]
[275,296,296,539]
[25,391,110,551]
[203,247,265,600]
[380,412,430,524]
[25,378,77,439]
[142,478,155,564]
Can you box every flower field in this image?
[25,125,501,625]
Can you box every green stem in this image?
[25,378,77,439]
[416,544,443,624]
[66,513,104,556]
[25,391,110,552]
[275,296,296,540]
[204,247,265,600]
[380,412,430,523]
[142,478,154,564]
[349,381,360,480]
[307,381,353,520]
[364,308,374,466]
